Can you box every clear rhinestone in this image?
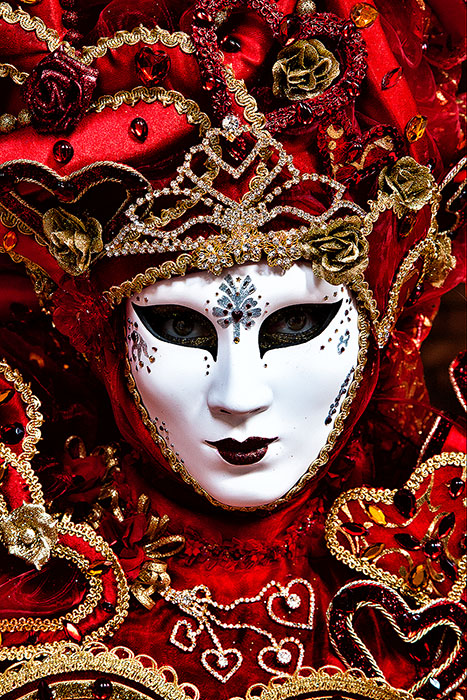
[276,648,292,665]
[222,114,240,133]
[217,655,228,668]
[287,592,302,609]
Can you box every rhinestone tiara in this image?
[104,115,366,275]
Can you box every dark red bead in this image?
[279,14,300,42]
[202,75,221,91]
[438,512,455,538]
[100,601,116,613]
[92,677,113,699]
[193,9,213,27]
[381,67,403,90]
[53,140,74,164]
[0,422,25,445]
[393,488,416,519]
[135,47,170,87]
[394,533,420,550]
[341,522,368,536]
[220,35,241,53]
[38,680,54,700]
[130,117,148,143]
[439,555,457,581]
[423,538,442,560]
[298,102,314,124]
[448,477,464,498]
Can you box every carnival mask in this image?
[125,262,360,508]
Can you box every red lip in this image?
[206,437,277,466]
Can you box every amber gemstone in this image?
[220,35,241,53]
[92,677,113,699]
[405,115,427,143]
[365,504,387,526]
[2,230,17,252]
[394,533,420,550]
[361,543,385,560]
[341,522,368,536]
[423,538,442,560]
[0,422,25,445]
[38,680,54,700]
[448,477,464,499]
[64,621,82,641]
[393,488,416,519]
[135,47,170,87]
[438,512,455,538]
[130,117,148,143]
[88,561,112,576]
[350,3,379,28]
[407,563,428,589]
[381,67,403,90]
[53,140,74,164]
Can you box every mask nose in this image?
[207,342,273,419]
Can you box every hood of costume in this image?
[0,0,465,698]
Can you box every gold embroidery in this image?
[0,2,61,52]
[124,293,370,511]
[79,23,195,65]
[325,452,467,605]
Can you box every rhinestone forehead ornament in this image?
[105,115,367,275]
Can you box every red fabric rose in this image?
[22,47,98,134]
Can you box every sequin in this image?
[135,47,170,87]
[2,231,17,252]
[130,117,148,143]
[405,115,427,143]
[53,140,74,164]
[350,3,379,28]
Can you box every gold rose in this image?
[0,502,58,570]
[300,216,368,285]
[272,39,340,101]
[42,207,103,276]
[378,156,436,219]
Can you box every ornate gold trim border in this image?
[325,452,467,606]
[0,2,61,52]
[124,281,370,512]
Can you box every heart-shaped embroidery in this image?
[266,578,315,630]
[170,618,200,652]
[325,452,466,605]
[201,647,242,683]
[257,637,304,676]
[327,580,467,699]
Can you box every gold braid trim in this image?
[0,642,197,698]
[223,64,266,130]
[0,2,61,52]
[123,288,370,512]
[0,62,28,85]
[80,23,195,65]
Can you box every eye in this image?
[132,304,218,360]
[259,301,342,357]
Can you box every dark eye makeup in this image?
[132,300,343,360]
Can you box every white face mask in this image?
[125,262,360,508]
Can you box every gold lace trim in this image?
[80,23,195,65]
[325,452,467,606]
[0,2,61,52]
[0,642,197,698]
[124,286,370,512]
[0,61,28,85]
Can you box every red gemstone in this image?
[202,76,221,91]
[130,117,148,143]
[381,67,403,90]
[279,14,300,42]
[448,477,464,499]
[135,47,170,87]
[423,538,442,560]
[439,555,457,581]
[220,35,241,53]
[438,512,455,538]
[92,677,113,699]
[0,422,25,445]
[53,140,74,164]
[341,522,368,536]
[194,9,213,27]
[393,488,416,519]
[298,102,314,124]
[394,533,420,550]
